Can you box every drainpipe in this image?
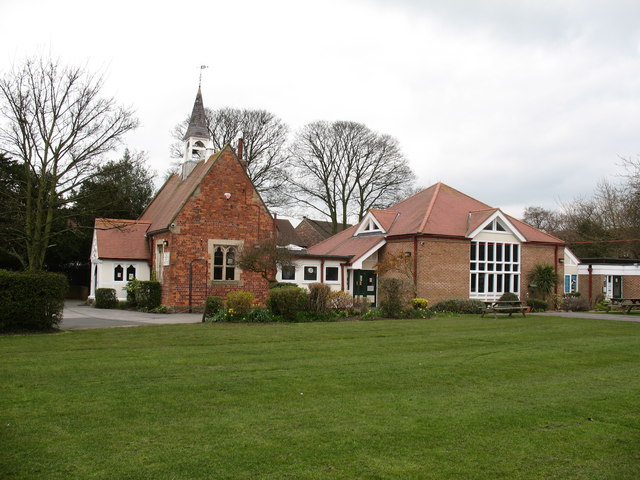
[588,264,593,305]
[413,236,418,297]
[320,259,325,283]
[553,245,558,295]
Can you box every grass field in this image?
[1,315,639,479]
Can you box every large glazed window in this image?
[470,241,520,299]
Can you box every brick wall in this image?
[417,238,470,302]
[380,237,470,303]
[151,149,272,308]
[520,244,563,299]
[578,273,640,303]
[623,276,640,297]
[379,237,565,304]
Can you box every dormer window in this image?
[354,212,389,236]
[360,217,382,233]
[483,218,507,232]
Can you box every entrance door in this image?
[605,275,623,299]
[612,275,622,299]
[354,270,377,306]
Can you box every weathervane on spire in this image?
[199,65,209,88]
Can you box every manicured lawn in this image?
[1,315,639,479]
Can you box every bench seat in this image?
[482,301,527,318]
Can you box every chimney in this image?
[181,160,198,180]
[237,137,248,171]
[237,137,244,160]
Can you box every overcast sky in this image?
[2,0,640,219]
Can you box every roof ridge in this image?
[418,182,442,233]
[96,218,152,224]
[468,207,499,214]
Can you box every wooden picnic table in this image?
[481,300,527,318]
[608,298,640,314]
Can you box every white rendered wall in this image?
[89,259,151,301]
[276,259,344,291]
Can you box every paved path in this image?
[530,311,640,323]
[60,302,640,330]
[61,301,203,330]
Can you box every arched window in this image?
[114,264,124,281]
[212,246,237,281]
[127,265,136,281]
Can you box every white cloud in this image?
[2,0,640,217]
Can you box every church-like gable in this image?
[90,86,274,309]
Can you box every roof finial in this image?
[199,65,209,88]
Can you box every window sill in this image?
[209,280,243,286]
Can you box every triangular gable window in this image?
[483,218,507,232]
[354,213,385,236]
[363,218,382,232]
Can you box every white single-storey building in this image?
[89,219,152,301]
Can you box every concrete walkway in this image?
[530,311,640,323]
[60,301,203,330]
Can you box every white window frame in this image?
[303,265,318,282]
[325,266,340,283]
[469,241,521,300]
[482,218,508,232]
[564,274,577,293]
[354,212,385,236]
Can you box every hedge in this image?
[0,270,68,331]
[133,281,162,310]
[95,288,118,309]
[430,298,485,314]
[266,286,308,320]
[527,298,548,312]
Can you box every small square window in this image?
[304,266,318,281]
[282,266,296,280]
[325,267,339,282]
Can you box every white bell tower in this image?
[181,67,213,179]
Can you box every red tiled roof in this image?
[95,218,151,260]
[466,209,499,236]
[308,182,564,262]
[307,224,383,262]
[507,215,565,244]
[139,149,225,232]
[369,209,399,232]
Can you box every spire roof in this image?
[183,87,209,140]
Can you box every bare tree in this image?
[171,107,289,208]
[287,120,415,233]
[0,57,138,271]
[522,206,562,232]
[236,238,294,286]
